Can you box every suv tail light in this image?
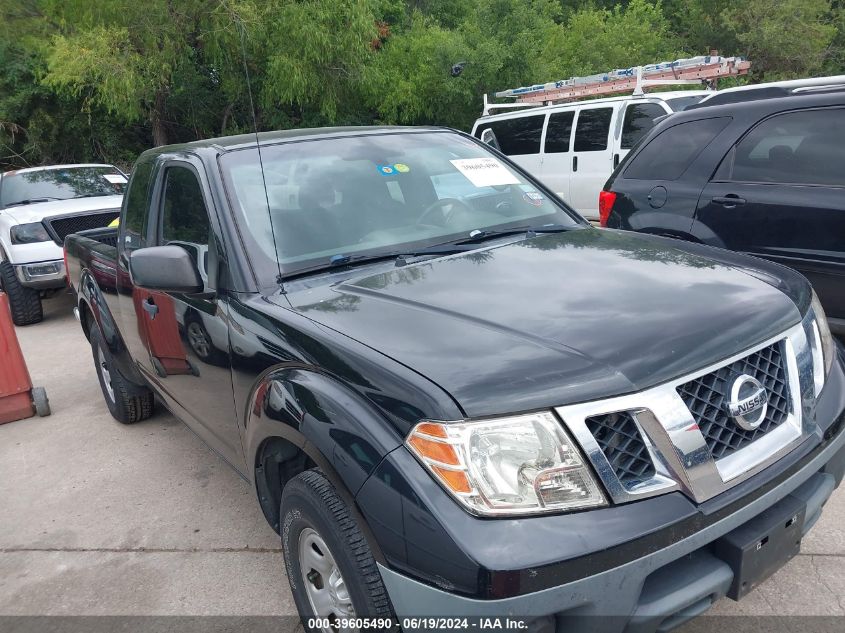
[598,190,617,227]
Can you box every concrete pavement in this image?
[0,292,843,624]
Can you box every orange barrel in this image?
[0,291,35,424]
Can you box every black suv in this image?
[601,88,845,338]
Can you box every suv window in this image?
[624,117,731,181]
[544,111,574,153]
[716,108,845,187]
[160,166,212,276]
[621,103,666,149]
[574,108,613,152]
[475,115,544,155]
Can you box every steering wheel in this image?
[416,197,474,228]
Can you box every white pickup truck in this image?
[0,164,126,324]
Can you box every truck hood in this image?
[2,195,123,224]
[280,229,803,418]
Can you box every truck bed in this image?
[64,227,119,294]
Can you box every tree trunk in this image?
[151,89,169,147]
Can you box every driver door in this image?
[140,161,245,470]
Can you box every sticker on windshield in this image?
[450,158,519,188]
[103,174,127,185]
[394,163,410,173]
[523,191,544,207]
[377,164,395,176]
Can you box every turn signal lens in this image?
[598,190,617,227]
[805,290,835,398]
[406,412,607,516]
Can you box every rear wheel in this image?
[281,470,394,632]
[0,261,43,325]
[89,324,154,424]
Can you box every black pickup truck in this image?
[65,127,845,633]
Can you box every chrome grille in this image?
[676,342,790,461]
[43,210,120,245]
[585,411,655,488]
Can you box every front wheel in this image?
[281,470,394,632]
[0,260,42,325]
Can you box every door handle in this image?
[573,156,578,172]
[613,153,620,168]
[711,195,746,207]
[142,297,159,320]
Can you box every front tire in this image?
[0,261,43,325]
[281,470,394,632]
[89,324,154,424]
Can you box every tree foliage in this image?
[0,0,843,170]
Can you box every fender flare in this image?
[244,365,405,564]
[77,268,147,386]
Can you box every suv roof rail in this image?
[691,75,845,108]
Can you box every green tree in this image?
[722,0,838,79]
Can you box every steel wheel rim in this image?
[187,322,211,358]
[98,346,115,403]
[298,527,355,630]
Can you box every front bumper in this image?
[14,260,66,289]
[369,345,845,632]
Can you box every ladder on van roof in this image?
[484,55,751,115]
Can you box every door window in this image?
[544,111,575,153]
[475,115,544,155]
[716,108,845,186]
[574,108,613,152]
[624,117,731,181]
[621,103,666,149]
[159,166,212,280]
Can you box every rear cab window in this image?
[474,115,544,155]
[624,117,731,181]
[714,108,845,187]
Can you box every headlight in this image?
[10,222,51,244]
[406,412,606,516]
[805,290,835,398]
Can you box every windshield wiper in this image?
[454,223,572,245]
[73,193,113,199]
[5,197,62,207]
[282,244,472,280]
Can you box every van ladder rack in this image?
[486,55,751,113]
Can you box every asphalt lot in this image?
[1,291,844,626]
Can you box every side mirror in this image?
[129,245,203,293]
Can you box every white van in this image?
[470,91,710,221]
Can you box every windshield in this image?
[220,131,581,279]
[0,166,127,208]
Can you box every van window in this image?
[621,103,666,149]
[544,111,574,153]
[624,117,731,181]
[475,115,544,155]
[716,108,845,187]
[574,108,613,152]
